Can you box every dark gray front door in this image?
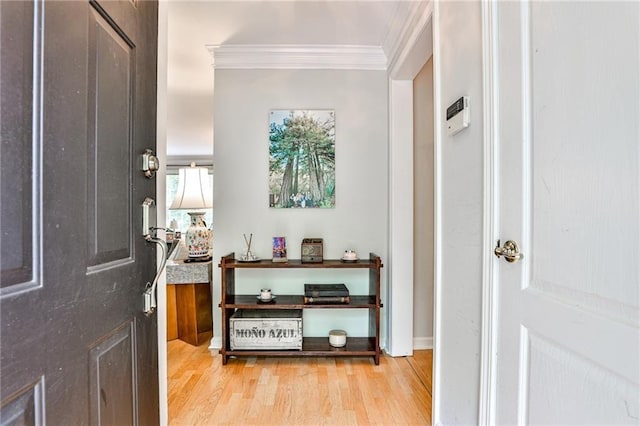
[1,1,159,424]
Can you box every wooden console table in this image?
[218,252,383,365]
[166,244,212,346]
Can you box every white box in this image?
[230,309,302,350]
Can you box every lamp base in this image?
[186,211,210,258]
[184,255,212,263]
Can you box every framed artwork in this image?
[272,237,287,262]
[269,110,335,208]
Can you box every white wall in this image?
[212,69,389,342]
[433,0,485,424]
[413,58,434,348]
[166,2,215,158]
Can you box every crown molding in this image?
[384,0,433,74]
[381,1,416,65]
[207,44,387,70]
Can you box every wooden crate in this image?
[230,309,302,350]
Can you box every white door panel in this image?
[493,1,639,424]
[526,332,638,425]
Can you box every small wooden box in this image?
[301,238,323,263]
[230,309,303,350]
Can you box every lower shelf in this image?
[220,337,380,365]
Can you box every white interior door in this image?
[493,1,639,424]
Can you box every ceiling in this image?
[165,1,423,158]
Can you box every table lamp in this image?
[169,162,213,258]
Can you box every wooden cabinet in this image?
[167,284,179,340]
[218,252,383,365]
[167,283,213,346]
[166,243,213,346]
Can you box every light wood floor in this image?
[168,340,432,425]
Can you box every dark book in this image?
[304,296,351,304]
[304,283,349,297]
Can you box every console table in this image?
[218,252,383,365]
[166,244,212,346]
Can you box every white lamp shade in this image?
[169,164,213,210]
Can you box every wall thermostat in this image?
[446,96,470,136]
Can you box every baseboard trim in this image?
[381,338,432,356]
[413,337,433,350]
[209,336,222,350]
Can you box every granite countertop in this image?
[166,242,212,284]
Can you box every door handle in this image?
[142,197,155,238]
[494,240,523,263]
[141,197,167,315]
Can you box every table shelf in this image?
[224,337,378,359]
[223,294,380,309]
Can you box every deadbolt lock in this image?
[141,149,159,179]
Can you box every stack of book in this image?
[304,284,350,304]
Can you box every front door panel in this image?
[0,1,159,424]
[87,6,135,269]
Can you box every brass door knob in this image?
[494,240,523,263]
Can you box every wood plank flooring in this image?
[168,340,432,425]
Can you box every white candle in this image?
[260,288,272,300]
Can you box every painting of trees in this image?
[269,110,335,208]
